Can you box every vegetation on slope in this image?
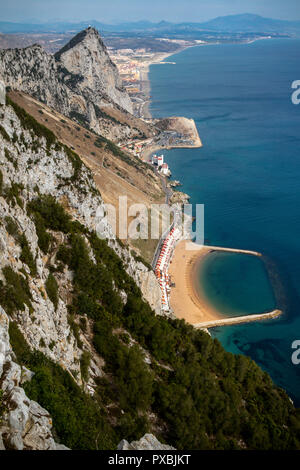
[9,322,117,450]
[6,96,56,150]
[1,98,300,450]
[8,195,299,451]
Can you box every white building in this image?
[157,155,164,166]
[161,163,170,176]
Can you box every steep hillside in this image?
[7,90,166,263]
[8,90,163,206]
[1,86,300,450]
[0,27,155,142]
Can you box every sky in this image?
[1,0,300,24]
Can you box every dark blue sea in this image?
[149,39,300,405]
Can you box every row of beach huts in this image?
[154,226,182,312]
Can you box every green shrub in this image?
[6,97,56,150]
[69,111,89,128]
[0,125,10,141]
[8,321,32,363]
[4,148,17,169]
[28,195,72,233]
[19,234,37,276]
[80,351,91,382]
[68,314,83,348]
[45,273,59,310]
[5,216,19,237]
[31,212,52,254]
[94,105,120,124]
[63,145,82,182]
[56,244,72,265]
[0,266,32,315]
[4,183,24,208]
[9,323,117,450]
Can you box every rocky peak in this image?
[55,27,133,114]
[0,27,135,135]
[55,27,105,60]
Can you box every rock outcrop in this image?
[0,306,68,450]
[0,85,161,384]
[0,81,163,450]
[55,27,133,115]
[0,81,5,105]
[0,28,150,142]
[0,44,70,115]
[117,434,175,450]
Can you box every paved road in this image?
[150,166,175,269]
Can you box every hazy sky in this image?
[1,0,300,23]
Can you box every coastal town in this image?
[108,39,201,118]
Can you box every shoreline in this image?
[139,37,272,121]
[168,240,283,328]
[139,50,180,119]
[145,40,283,328]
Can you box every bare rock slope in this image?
[0,84,162,449]
[0,307,68,450]
[0,28,151,141]
[55,27,133,115]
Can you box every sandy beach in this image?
[139,51,179,119]
[144,43,282,329]
[168,240,282,327]
[139,46,199,120]
[168,240,224,324]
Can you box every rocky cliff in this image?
[0,82,160,372]
[0,44,70,115]
[55,27,133,115]
[0,84,164,449]
[0,28,152,142]
[0,307,68,450]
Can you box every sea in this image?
[149,39,300,405]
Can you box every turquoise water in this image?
[198,252,276,317]
[149,39,300,405]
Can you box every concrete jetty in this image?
[193,309,282,329]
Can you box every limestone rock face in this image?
[0,307,68,450]
[0,93,161,384]
[55,27,133,115]
[118,434,175,450]
[0,80,5,105]
[0,28,134,140]
[138,269,162,316]
[0,92,163,450]
[0,45,70,114]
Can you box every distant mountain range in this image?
[1,14,300,36]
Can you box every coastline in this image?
[146,41,283,329]
[139,50,179,119]
[169,241,224,324]
[168,240,282,328]
[139,38,270,121]
[138,46,202,162]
